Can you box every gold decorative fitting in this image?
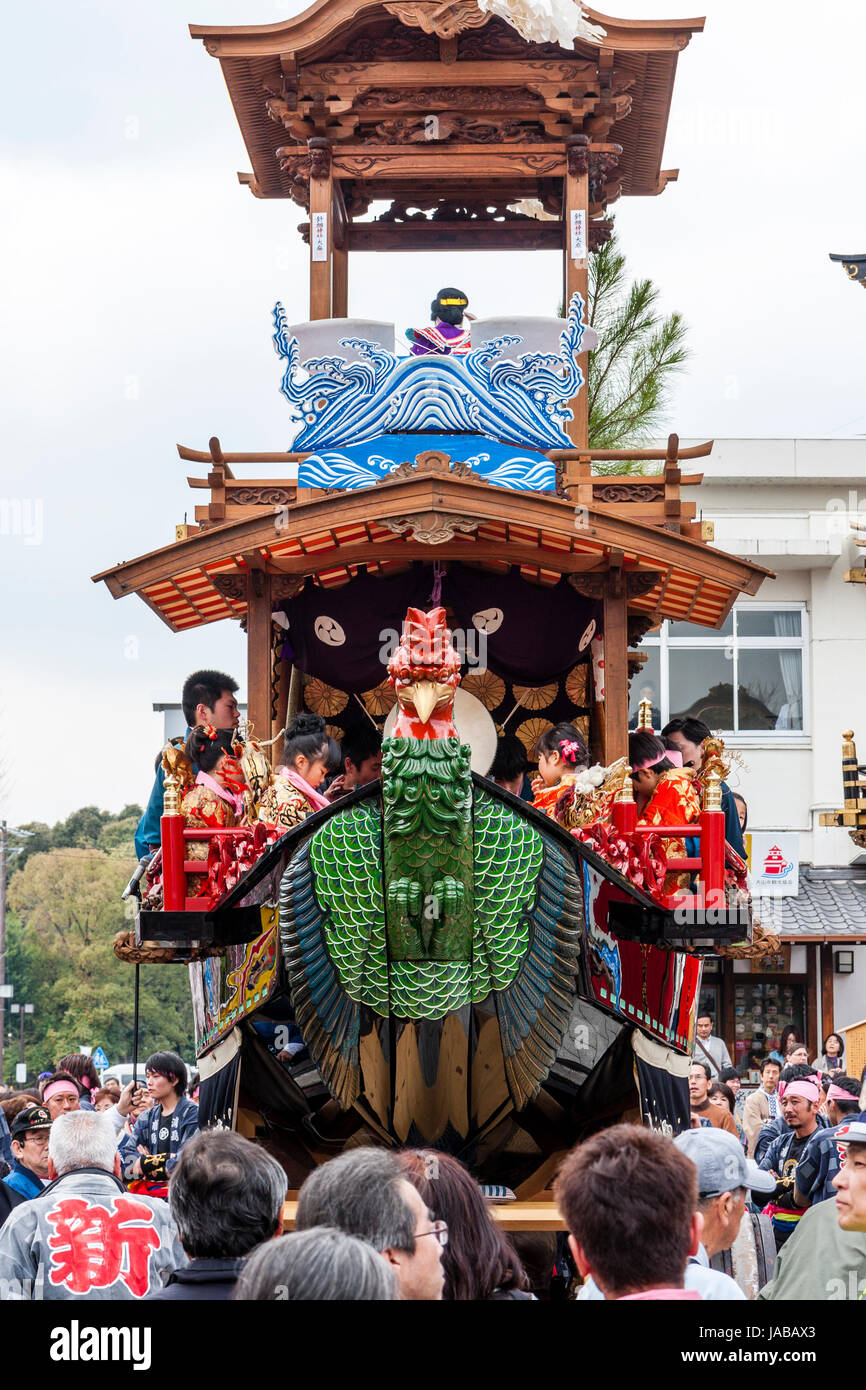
[162,772,181,817]
[615,773,635,804]
[637,697,653,730]
[702,770,723,812]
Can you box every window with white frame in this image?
[628,604,808,737]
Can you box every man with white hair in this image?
[0,1110,185,1299]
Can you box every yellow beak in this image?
[402,680,448,725]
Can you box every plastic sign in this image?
[91,1046,110,1069]
[750,832,799,897]
[15,1063,26,1084]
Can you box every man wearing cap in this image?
[3,1106,52,1203]
[758,1073,822,1250]
[40,1072,81,1121]
[793,1076,863,1207]
[674,1127,777,1298]
[833,1120,866,1237]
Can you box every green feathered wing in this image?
[279,783,583,1110]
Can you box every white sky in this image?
[1,0,864,826]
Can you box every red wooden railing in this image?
[610,782,727,913]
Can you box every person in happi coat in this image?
[118,1052,198,1201]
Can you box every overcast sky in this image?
[1,0,864,827]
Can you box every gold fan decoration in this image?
[326,724,344,744]
[513,682,557,711]
[565,665,588,706]
[305,679,348,717]
[516,717,553,756]
[361,680,397,717]
[462,670,505,710]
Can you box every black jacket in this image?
[147,1257,245,1301]
[0,1178,27,1230]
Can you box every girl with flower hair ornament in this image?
[531,723,590,817]
[628,730,701,896]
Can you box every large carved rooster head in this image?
[388,606,461,737]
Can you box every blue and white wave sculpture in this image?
[273,293,588,458]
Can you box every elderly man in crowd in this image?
[0,1110,185,1300]
[3,1105,52,1203]
[294,1148,444,1301]
[148,1130,287,1301]
[556,1124,704,1300]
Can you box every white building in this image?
[631,439,866,1074]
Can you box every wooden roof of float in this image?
[93,443,770,634]
[189,2,704,218]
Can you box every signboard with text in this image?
[750,832,799,897]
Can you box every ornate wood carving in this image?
[277,151,312,208]
[589,149,622,206]
[307,137,332,179]
[354,85,544,110]
[628,614,656,646]
[326,30,438,62]
[566,135,589,175]
[272,575,307,601]
[380,511,482,545]
[383,0,491,39]
[457,18,579,59]
[594,483,663,504]
[568,574,606,599]
[626,572,663,598]
[369,115,547,144]
[334,151,564,179]
[589,218,613,250]
[231,487,297,506]
[387,450,476,480]
[213,574,247,601]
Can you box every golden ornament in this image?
[462,670,505,710]
[513,682,557,711]
[516,716,554,756]
[361,680,397,717]
[565,665,588,706]
[305,679,348,717]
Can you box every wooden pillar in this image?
[820,943,835,1040]
[602,565,628,763]
[246,570,273,742]
[806,943,819,1062]
[332,182,348,318]
[332,246,348,318]
[308,140,333,322]
[563,135,590,449]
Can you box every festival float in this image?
[94,1,774,1192]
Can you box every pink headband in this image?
[828,1084,856,1103]
[631,749,683,771]
[43,1080,79,1102]
[782,1080,820,1104]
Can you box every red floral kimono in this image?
[532,773,577,820]
[181,775,242,895]
[637,769,701,896]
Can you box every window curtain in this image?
[773,612,802,729]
